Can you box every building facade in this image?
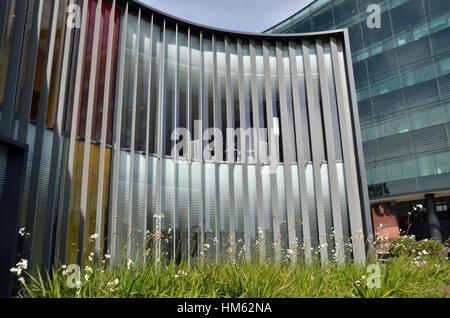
[0,0,371,295]
[267,0,450,243]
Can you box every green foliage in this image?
[389,236,418,257]
[16,256,450,299]
[416,239,448,261]
[389,236,447,260]
[444,236,450,248]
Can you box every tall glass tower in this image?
[267,0,450,242]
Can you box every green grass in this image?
[16,256,450,298]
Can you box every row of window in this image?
[356,51,450,102]
[360,100,450,141]
[366,150,450,185]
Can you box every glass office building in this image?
[0,0,372,296]
[267,0,450,243]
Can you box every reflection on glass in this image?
[29,0,53,121]
[283,45,297,162]
[269,46,281,162]
[243,42,253,163]
[120,13,138,148]
[134,19,151,151]
[0,0,18,103]
[255,44,268,162]
[230,40,240,162]
[190,33,201,160]
[324,43,343,160]
[148,23,161,153]
[46,0,68,126]
[177,29,189,158]
[163,26,176,156]
[309,43,327,160]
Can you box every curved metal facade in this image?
[0,0,370,275]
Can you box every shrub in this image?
[416,239,448,261]
[389,236,447,260]
[388,236,417,258]
[444,236,450,248]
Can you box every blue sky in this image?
[138,0,314,32]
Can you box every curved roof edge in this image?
[117,0,346,40]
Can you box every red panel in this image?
[106,8,120,145]
[91,1,110,142]
[77,0,98,138]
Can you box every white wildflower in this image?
[107,279,119,286]
[127,259,134,270]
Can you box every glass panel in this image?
[161,158,176,261]
[46,0,68,126]
[29,0,53,121]
[147,156,158,240]
[234,165,244,256]
[218,164,230,254]
[305,164,318,252]
[115,150,130,257]
[31,129,53,267]
[242,42,254,163]
[177,29,189,158]
[67,140,85,264]
[176,161,190,263]
[291,165,302,250]
[309,43,327,160]
[400,60,435,88]
[202,35,214,160]
[283,45,297,162]
[312,6,334,31]
[269,46,282,162]
[100,147,112,255]
[230,40,240,162]
[204,163,216,261]
[324,43,343,160]
[190,162,202,260]
[106,7,121,145]
[131,153,146,258]
[255,43,268,163]
[134,18,151,151]
[14,0,36,113]
[190,32,201,161]
[148,23,161,153]
[216,38,227,161]
[248,165,258,255]
[295,44,312,162]
[277,166,288,253]
[162,26,176,156]
[261,167,273,256]
[320,163,332,257]
[120,13,138,148]
[0,0,18,103]
[336,163,350,258]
